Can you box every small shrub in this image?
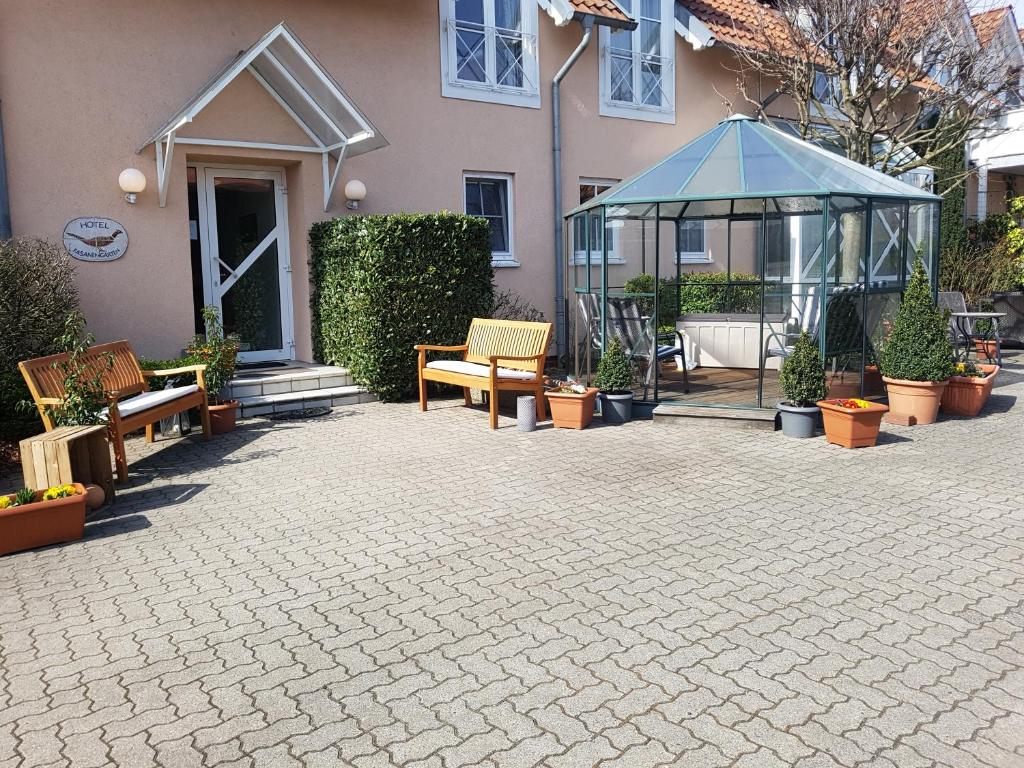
[47,313,112,427]
[939,242,1021,307]
[185,306,240,402]
[491,289,545,322]
[310,213,494,401]
[778,331,827,407]
[595,338,633,393]
[137,357,193,392]
[622,272,760,331]
[0,238,81,438]
[880,257,956,382]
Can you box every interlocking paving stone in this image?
[2,357,1024,767]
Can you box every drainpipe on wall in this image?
[0,102,11,240]
[552,17,593,363]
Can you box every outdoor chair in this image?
[19,341,211,483]
[764,285,820,362]
[938,291,971,342]
[416,318,552,429]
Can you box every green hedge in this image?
[310,213,494,401]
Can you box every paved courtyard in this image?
[2,363,1023,768]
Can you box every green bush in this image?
[185,306,240,402]
[137,357,193,392]
[595,337,632,393]
[310,213,494,401]
[623,271,760,331]
[778,331,827,407]
[880,257,956,383]
[0,238,81,438]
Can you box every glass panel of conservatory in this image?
[868,201,905,287]
[823,285,866,398]
[609,124,727,201]
[827,196,868,285]
[684,129,742,197]
[863,290,901,398]
[907,201,939,282]
[739,121,819,194]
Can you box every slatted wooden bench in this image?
[416,318,552,429]
[19,341,210,482]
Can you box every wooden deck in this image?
[642,364,778,406]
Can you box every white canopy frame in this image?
[139,23,385,211]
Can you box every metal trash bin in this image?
[517,396,537,432]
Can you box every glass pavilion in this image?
[565,115,942,409]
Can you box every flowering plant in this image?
[1,484,80,509]
[547,377,590,394]
[822,398,872,409]
[953,361,986,378]
[42,484,79,501]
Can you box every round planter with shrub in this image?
[595,337,634,424]
[879,257,956,425]
[777,331,827,438]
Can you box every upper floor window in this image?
[465,172,516,266]
[440,0,540,108]
[812,71,840,108]
[600,0,675,123]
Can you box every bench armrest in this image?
[414,344,469,352]
[488,354,547,364]
[141,364,208,377]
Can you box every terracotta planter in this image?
[0,483,87,556]
[941,365,999,417]
[882,377,947,426]
[817,400,888,448]
[209,400,239,434]
[973,339,999,361]
[544,387,598,430]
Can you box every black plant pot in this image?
[599,392,633,424]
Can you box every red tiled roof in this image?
[971,6,1012,48]
[568,0,633,25]
[677,0,800,54]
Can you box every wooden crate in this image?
[19,426,115,503]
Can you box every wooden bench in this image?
[19,341,210,483]
[416,319,552,429]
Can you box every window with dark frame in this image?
[465,174,511,260]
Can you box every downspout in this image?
[553,16,594,362]
[0,101,11,239]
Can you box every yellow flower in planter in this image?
[42,484,78,501]
[0,496,11,510]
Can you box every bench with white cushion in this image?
[416,318,553,429]
[19,341,211,482]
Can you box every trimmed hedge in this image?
[310,213,494,401]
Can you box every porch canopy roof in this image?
[139,23,386,210]
[567,114,941,217]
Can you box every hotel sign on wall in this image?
[62,217,128,262]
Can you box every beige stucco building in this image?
[2,0,762,363]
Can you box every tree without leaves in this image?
[726,0,1018,192]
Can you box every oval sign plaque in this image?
[63,217,128,262]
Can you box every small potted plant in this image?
[940,360,1000,417]
[817,397,889,448]
[879,257,956,425]
[777,331,827,438]
[595,338,634,424]
[187,306,241,434]
[544,378,599,430]
[0,483,86,556]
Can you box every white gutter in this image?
[674,3,716,50]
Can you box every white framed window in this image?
[439,0,540,108]
[600,0,675,123]
[677,219,709,263]
[572,179,622,264]
[464,172,516,266]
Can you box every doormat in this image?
[267,407,332,421]
[236,361,289,371]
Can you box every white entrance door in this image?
[199,167,293,363]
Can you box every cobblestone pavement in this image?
[2,361,1023,768]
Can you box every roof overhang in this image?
[540,0,638,30]
[674,3,716,50]
[138,23,387,210]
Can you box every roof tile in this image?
[568,0,632,24]
[970,7,1011,48]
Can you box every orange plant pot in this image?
[544,388,598,430]
[941,365,999,417]
[0,483,87,556]
[882,377,947,426]
[817,400,888,448]
[209,400,239,434]
[973,339,999,361]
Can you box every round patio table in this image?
[950,311,1006,365]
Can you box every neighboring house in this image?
[966,5,1024,220]
[0,0,950,366]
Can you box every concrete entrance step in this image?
[652,404,778,431]
[238,385,375,417]
[225,362,375,417]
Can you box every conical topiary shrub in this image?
[880,257,956,383]
[779,331,827,407]
[880,256,956,425]
[595,337,634,424]
[776,331,827,438]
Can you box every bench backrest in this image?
[464,319,552,372]
[19,341,147,428]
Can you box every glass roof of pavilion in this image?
[567,115,941,216]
